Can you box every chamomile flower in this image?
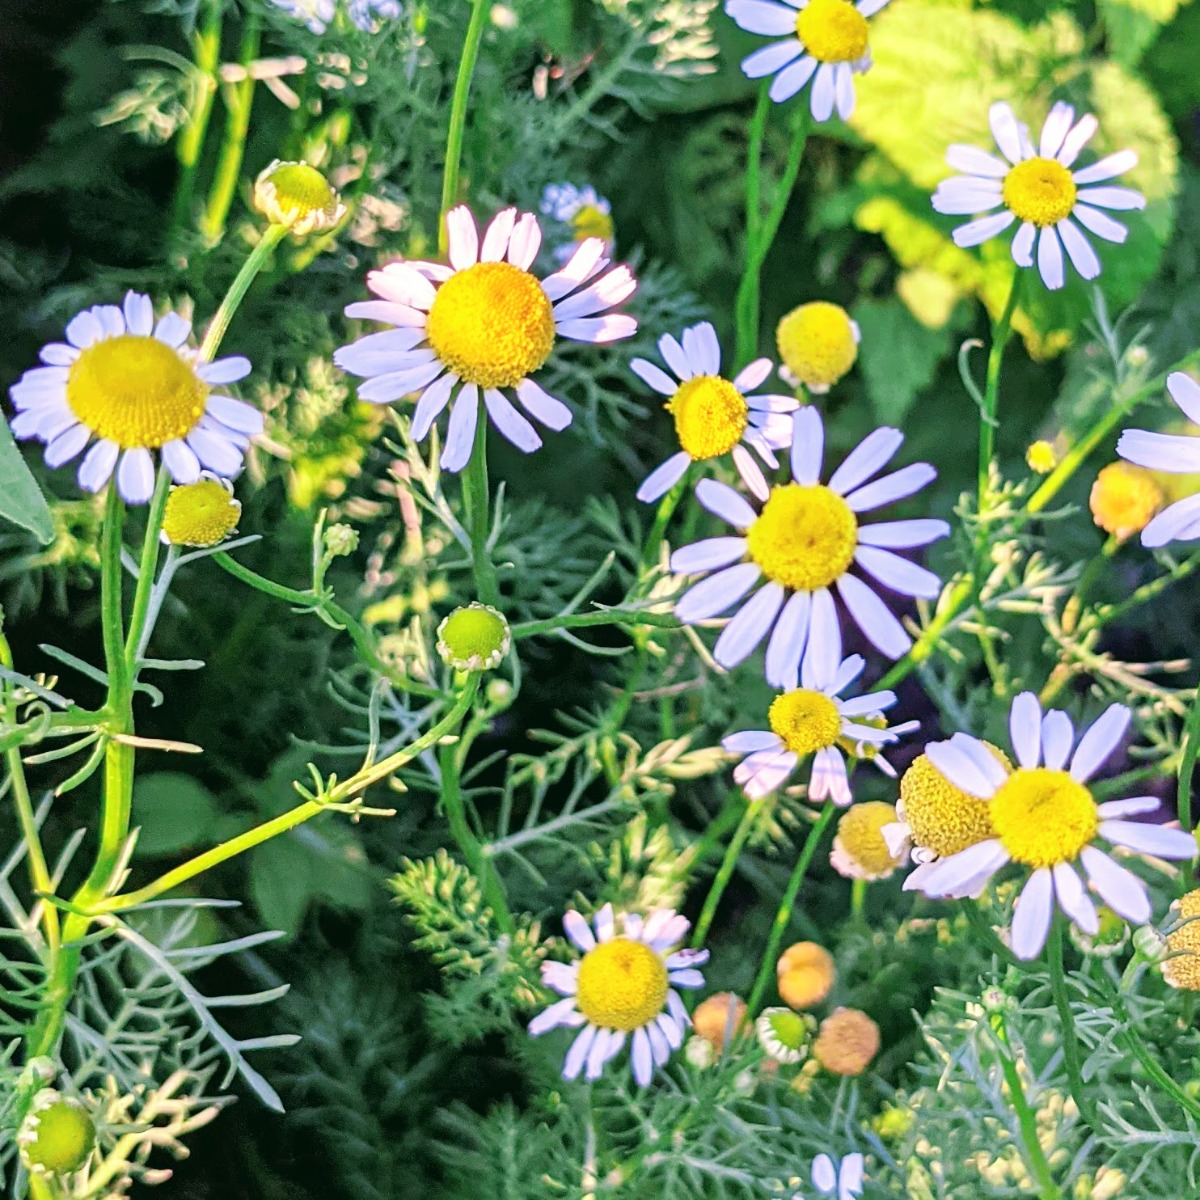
[335,206,637,472]
[797,1152,865,1200]
[672,406,947,677]
[160,474,241,548]
[540,183,615,264]
[723,651,916,803]
[932,101,1145,291]
[914,692,1197,960]
[271,0,398,33]
[1117,372,1200,547]
[9,292,260,504]
[631,322,796,503]
[727,0,890,122]
[529,905,708,1087]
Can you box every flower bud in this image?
[436,603,510,672]
[323,522,360,558]
[1026,440,1058,474]
[18,1091,95,1175]
[755,1006,814,1064]
[254,160,346,235]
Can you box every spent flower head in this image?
[777,940,836,1009]
[160,475,241,547]
[776,302,860,393]
[756,1006,814,1063]
[254,160,347,235]
[812,1008,879,1075]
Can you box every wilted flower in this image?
[812,1008,879,1075]
[777,940,836,1009]
[160,475,241,548]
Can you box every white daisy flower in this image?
[528,904,708,1087]
[932,101,1145,291]
[631,321,797,503]
[726,0,890,122]
[723,650,915,803]
[914,691,1197,960]
[671,406,948,680]
[334,205,637,473]
[9,291,260,505]
[539,183,615,264]
[1117,372,1200,548]
[794,1152,865,1200]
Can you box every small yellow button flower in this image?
[777,941,836,1010]
[812,1006,880,1076]
[831,801,904,880]
[160,476,241,547]
[775,302,860,393]
[1089,462,1164,541]
[1026,440,1058,475]
[254,160,347,235]
[1163,888,1200,992]
[18,1091,95,1176]
[436,603,511,672]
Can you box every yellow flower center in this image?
[264,163,338,221]
[1090,462,1164,541]
[571,204,615,243]
[161,480,240,547]
[1002,157,1078,228]
[768,688,842,756]
[988,767,1098,869]
[667,376,749,460]
[899,748,1006,859]
[747,484,858,591]
[425,262,556,390]
[1165,889,1200,992]
[776,302,858,389]
[575,937,669,1031]
[1026,440,1058,475]
[66,335,206,450]
[836,801,902,876]
[795,0,870,63]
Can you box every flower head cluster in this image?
[911,692,1196,959]
[933,101,1145,291]
[540,183,615,263]
[529,905,708,1086]
[632,322,796,502]
[10,291,260,504]
[271,0,399,34]
[335,205,637,472]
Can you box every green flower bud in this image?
[18,1091,95,1176]
[436,603,510,672]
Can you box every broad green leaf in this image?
[132,772,220,856]
[0,412,53,544]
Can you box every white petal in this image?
[658,333,692,381]
[65,309,104,349]
[484,388,542,453]
[186,427,243,476]
[844,462,935,512]
[117,448,156,504]
[344,299,427,327]
[1118,428,1200,474]
[563,1026,597,1079]
[670,536,747,573]
[802,586,843,688]
[206,394,263,435]
[554,265,636,320]
[542,961,579,996]
[594,904,615,942]
[810,63,837,123]
[1057,217,1101,282]
[1072,149,1138,185]
[162,439,201,484]
[732,445,769,503]
[1096,796,1160,819]
[440,386,479,473]
[1056,113,1098,166]
[44,424,89,468]
[1080,846,1150,923]
[768,54,818,103]
[1076,185,1145,212]
[856,0,889,13]
[952,210,1016,248]
[695,479,758,529]
[764,590,811,691]
[837,573,910,658]
[945,145,1009,178]
[726,0,798,35]
[839,1152,866,1200]
[955,733,1010,790]
[528,996,580,1036]
[1011,868,1054,960]
[931,178,1006,215]
[367,263,437,310]
[989,101,1025,165]
[829,426,902,495]
[446,206,480,270]
[1041,710,1074,770]
[1009,691,1042,769]
[77,440,119,492]
[1141,495,1200,548]
[122,292,154,336]
[834,62,856,120]
[790,405,824,485]
[481,207,517,262]
[919,839,1009,897]
[153,312,191,348]
[411,373,458,441]
[1168,372,1200,424]
[1038,102,1075,159]
[646,1019,671,1066]
[1069,703,1130,782]
[357,360,447,404]
[812,1154,837,1193]
[857,518,948,548]
[741,38,803,79]
[724,729,780,754]
[809,745,851,805]
[515,379,572,431]
[563,910,596,951]
[200,355,252,385]
[1053,862,1099,935]
[733,358,773,392]
[683,321,721,376]
[541,239,607,302]
[925,737,998,798]
[714,582,784,667]
[508,213,543,270]
[735,748,798,799]
[557,314,636,343]
[1101,821,1197,860]
[853,546,940,599]
[631,357,678,396]
[675,563,762,623]
[1037,226,1065,290]
[1012,221,1036,267]
[637,452,691,503]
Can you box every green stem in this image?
[849,878,866,924]
[746,802,836,1014]
[691,801,755,947]
[123,470,172,668]
[199,222,289,361]
[5,748,60,954]
[977,270,1023,506]
[1047,916,1096,1127]
[169,0,223,238]
[636,466,691,588]
[1177,684,1200,888]
[198,15,261,245]
[1094,551,1200,630]
[877,575,974,690]
[511,608,676,640]
[438,0,490,251]
[995,1013,1063,1200]
[461,399,501,606]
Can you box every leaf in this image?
[132,772,220,856]
[0,413,53,544]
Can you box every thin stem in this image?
[438,0,490,251]
[849,878,866,924]
[198,222,289,362]
[1047,916,1095,1127]
[461,399,501,607]
[733,86,771,370]
[198,15,261,245]
[994,1013,1063,1200]
[511,607,676,640]
[746,802,836,1014]
[636,466,691,588]
[977,270,1023,506]
[123,470,172,668]
[169,0,223,239]
[1177,684,1200,888]
[877,576,974,690]
[5,748,59,954]
[691,801,755,947]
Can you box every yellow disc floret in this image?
[747,484,858,592]
[426,262,556,390]
[899,748,1006,858]
[667,376,749,460]
[795,0,870,63]
[1002,158,1078,227]
[66,335,206,449]
[571,204,615,244]
[769,688,842,756]
[254,161,345,234]
[18,1093,95,1176]
[161,479,241,547]
[575,937,669,1031]
[776,941,836,1009]
[1090,462,1164,541]
[776,302,859,391]
[833,801,903,880]
[989,767,1098,869]
[813,1007,880,1076]
[1164,889,1200,991]
[1026,440,1058,475]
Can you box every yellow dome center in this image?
[776,302,858,390]
[989,767,1098,869]
[66,335,206,450]
[161,480,240,547]
[1165,889,1200,992]
[795,0,870,63]
[266,163,337,220]
[768,688,842,756]
[900,750,1004,858]
[667,375,749,460]
[836,801,902,876]
[1090,462,1164,541]
[575,937,669,1031]
[1002,157,1078,227]
[747,483,858,591]
[571,204,615,243]
[426,262,556,390]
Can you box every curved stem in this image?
[198,222,289,361]
[977,270,1023,506]
[123,470,172,669]
[438,0,490,251]
[461,400,501,606]
[1047,916,1095,1127]
[691,800,755,948]
[994,1012,1063,1200]
[746,802,835,1013]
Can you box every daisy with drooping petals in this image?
[9,292,260,505]
[334,206,637,473]
[797,1152,865,1200]
[529,905,708,1087]
[671,406,947,679]
[723,651,916,803]
[914,692,1196,960]
[1117,372,1200,548]
[631,322,796,503]
[932,101,1145,291]
[727,0,889,121]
